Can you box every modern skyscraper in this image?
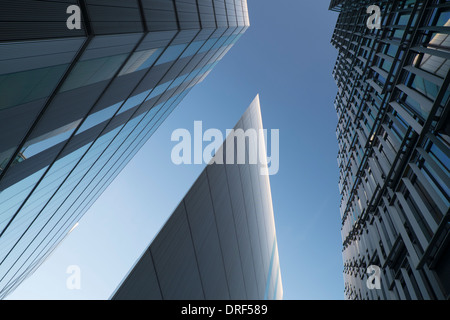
[0,0,249,298]
[111,95,283,300]
[330,0,449,299]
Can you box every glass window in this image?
[403,93,429,119]
[411,75,440,100]
[77,102,122,134]
[118,89,151,115]
[397,13,410,26]
[0,167,49,234]
[60,54,128,92]
[0,144,90,264]
[145,82,171,101]
[168,74,188,91]
[436,10,450,27]
[198,38,219,53]
[155,44,188,65]
[19,119,82,160]
[118,48,163,76]
[181,40,206,58]
[0,65,68,110]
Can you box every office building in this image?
[112,95,283,300]
[0,0,249,298]
[330,0,449,299]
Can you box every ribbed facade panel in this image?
[330,0,449,300]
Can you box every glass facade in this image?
[0,0,249,298]
[111,96,283,300]
[330,0,449,299]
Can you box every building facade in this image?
[111,96,283,300]
[0,0,249,298]
[330,0,449,299]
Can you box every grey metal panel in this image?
[0,0,85,41]
[238,163,266,299]
[141,0,179,32]
[198,0,216,28]
[175,0,201,30]
[184,171,230,300]
[406,256,431,300]
[401,268,419,300]
[150,203,205,300]
[224,161,260,299]
[409,164,447,215]
[396,192,429,252]
[112,250,162,300]
[248,158,270,275]
[206,163,247,300]
[379,207,398,246]
[225,0,237,27]
[85,0,144,35]
[374,216,391,257]
[402,178,438,232]
[213,0,229,28]
[233,0,245,27]
[386,201,421,268]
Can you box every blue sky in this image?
[8,1,343,300]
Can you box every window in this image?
[155,44,188,65]
[118,48,163,76]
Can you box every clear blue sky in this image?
[8,1,343,300]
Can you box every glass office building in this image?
[330,0,449,299]
[111,96,283,300]
[0,0,249,298]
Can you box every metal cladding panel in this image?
[184,171,230,300]
[207,162,247,300]
[84,0,144,34]
[141,0,179,31]
[0,0,85,40]
[149,203,205,300]
[175,0,201,30]
[224,160,260,299]
[111,250,162,300]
